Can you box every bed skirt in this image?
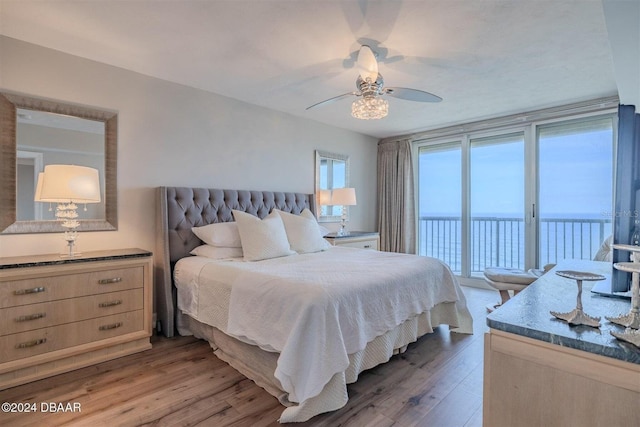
[179,299,472,423]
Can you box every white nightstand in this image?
[324,232,380,250]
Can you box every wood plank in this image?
[1,338,211,401]
[145,379,256,426]
[382,343,485,425]
[416,387,482,427]
[73,365,247,426]
[463,407,483,427]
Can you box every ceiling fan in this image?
[306,45,442,120]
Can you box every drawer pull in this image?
[99,300,122,308]
[14,286,45,295]
[364,245,371,248]
[99,322,122,331]
[15,338,47,349]
[98,277,123,285]
[15,313,46,322]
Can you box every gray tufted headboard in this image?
[155,186,315,337]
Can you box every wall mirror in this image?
[315,150,350,223]
[0,92,117,234]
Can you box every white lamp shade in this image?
[331,188,357,206]
[319,189,332,205]
[36,165,101,203]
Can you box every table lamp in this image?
[330,187,357,236]
[35,164,101,257]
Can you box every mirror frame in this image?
[0,91,118,234]
[315,150,350,223]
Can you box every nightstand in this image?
[0,248,153,390]
[325,231,380,250]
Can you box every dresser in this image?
[324,231,380,250]
[484,260,639,426]
[0,248,153,390]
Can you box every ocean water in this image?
[418,214,612,274]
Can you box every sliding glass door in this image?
[416,113,615,280]
[470,133,525,275]
[537,117,614,265]
[417,143,462,273]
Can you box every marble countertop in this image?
[487,259,640,364]
[0,248,152,270]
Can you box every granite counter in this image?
[486,259,639,364]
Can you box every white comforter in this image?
[176,247,471,406]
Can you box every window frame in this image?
[413,104,617,283]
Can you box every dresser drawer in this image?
[0,310,144,363]
[0,288,143,336]
[0,266,143,308]
[337,238,379,250]
[326,234,380,250]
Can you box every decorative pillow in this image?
[317,224,330,237]
[191,222,242,248]
[301,208,331,237]
[276,209,331,254]
[300,208,319,222]
[232,210,295,261]
[190,245,243,259]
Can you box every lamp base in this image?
[338,206,350,236]
[60,231,80,258]
[60,252,82,258]
[337,228,350,237]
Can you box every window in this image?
[418,143,462,273]
[470,133,525,273]
[537,117,614,265]
[416,110,615,279]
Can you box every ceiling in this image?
[0,0,622,139]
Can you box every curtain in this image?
[612,104,640,292]
[377,137,416,253]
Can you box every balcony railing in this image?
[418,216,612,274]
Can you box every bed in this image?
[155,186,473,423]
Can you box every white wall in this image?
[0,37,378,257]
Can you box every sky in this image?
[418,126,614,220]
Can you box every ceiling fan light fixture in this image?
[351,96,388,120]
[356,45,378,82]
[306,43,442,116]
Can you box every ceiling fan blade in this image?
[384,87,442,103]
[356,45,378,82]
[382,55,404,64]
[388,53,494,73]
[264,58,346,93]
[306,92,359,110]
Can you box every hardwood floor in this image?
[0,287,496,427]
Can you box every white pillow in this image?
[232,210,295,261]
[191,222,242,247]
[190,245,243,259]
[299,208,331,239]
[318,224,330,237]
[276,209,331,254]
